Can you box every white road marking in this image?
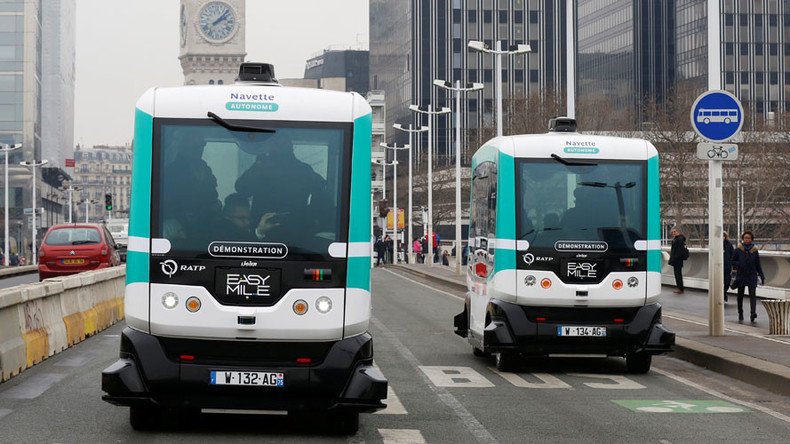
[378,429,427,444]
[419,366,494,388]
[371,317,498,444]
[0,408,11,420]
[0,373,66,399]
[663,313,790,346]
[565,373,646,390]
[489,369,572,389]
[652,367,790,424]
[382,269,464,301]
[375,386,408,415]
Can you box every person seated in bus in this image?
[561,187,591,230]
[221,193,254,241]
[234,143,331,241]
[162,129,222,241]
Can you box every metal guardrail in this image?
[661,248,790,300]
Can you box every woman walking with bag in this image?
[731,230,766,323]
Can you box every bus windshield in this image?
[153,119,350,259]
[516,159,645,253]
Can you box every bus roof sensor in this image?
[236,62,278,84]
[549,117,577,132]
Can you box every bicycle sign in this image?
[696,142,738,161]
[690,90,744,142]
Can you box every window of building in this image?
[530,69,539,83]
[530,40,539,53]
[468,10,477,22]
[468,69,478,82]
[755,44,764,55]
[501,70,508,82]
[209,79,215,85]
[784,44,790,55]
[514,10,523,23]
[530,11,539,24]
[484,69,492,82]
[515,69,524,83]
[769,14,778,26]
[468,98,478,112]
[453,9,462,23]
[725,14,734,26]
[484,10,492,23]
[725,72,735,84]
[499,11,508,23]
[769,72,778,84]
[484,99,493,112]
[755,72,764,84]
[725,43,734,55]
[218,80,223,85]
[739,13,748,26]
[769,43,778,55]
[785,72,790,84]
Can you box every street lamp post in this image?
[20,159,48,265]
[409,104,451,267]
[393,124,429,264]
[373,159,399,263]
[381,143,410,263]
[61,184,81,224]
[467,40,531,137]
[1,143,21,266]
[433,80,484,275]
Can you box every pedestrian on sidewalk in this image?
[723,231,734,302]
[384,235,394,264]
[374,237,386,266]
[668,227,689,294]
[413,237,423,263]
[441,250,450,266]
[731,230,766,323]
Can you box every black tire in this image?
[472,346,489,357]
[129,405,161,431]
[626,353,652,374]
[328,411,359,435]
[495,352,518,372]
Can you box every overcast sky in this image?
[74,0,369,147]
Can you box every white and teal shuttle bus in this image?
[102,63,386,433]
[454,118,674,373]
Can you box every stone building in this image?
[72,145,132,222]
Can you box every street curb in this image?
[0,265,37,278]
[388,264,790,396]
[672,337,790,397]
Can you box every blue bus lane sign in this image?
[690,90,744,142]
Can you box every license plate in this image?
[62,258,86,265]
[210,371,284,387]
[557,326,607,337]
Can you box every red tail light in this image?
[536,317,547,323]
[179,354,195,361]
[296,357,312,365]
[614,318,625,324]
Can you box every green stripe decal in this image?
[126,108,153,285]
[647,155,661,272]
[495,150,516,273]
[346,113,372,290]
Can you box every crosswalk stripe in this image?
[378,429,427,444]
[375,386,408,415]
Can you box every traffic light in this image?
[105,193,113,211]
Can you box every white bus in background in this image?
[696,108,739,124]
[105,218,129,261]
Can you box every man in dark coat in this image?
[668,227,688,294]
[723,231,735,302]
[374,237,386,266]
[731,230,766,323]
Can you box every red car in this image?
[38,223,121,280]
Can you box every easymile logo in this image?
[567,262,598,279]
[226,273,271,297]
[160,259,178,278]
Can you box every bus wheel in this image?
[495,352,518,372]
[328,410,359,435]
[129,405,161,431]
[626,352,652,374]
[472,346,490,357]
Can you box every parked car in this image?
[38,223,121,280]
[105,219,129,262]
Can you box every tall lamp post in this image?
[381,143,410,263]
[393,123,428,264]
[467,40,531,137]
[433,80,484,275]
[60,184,81,224]
[1,143,21,266]
[409,104,451,267]
[373,158,399,263]
[20,159,48,265]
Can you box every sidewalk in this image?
[387,262,790,396]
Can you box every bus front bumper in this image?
[101,327,387,413]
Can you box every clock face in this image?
[180,4,187,47]
[198,1,237,42]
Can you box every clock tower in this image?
[179,0,246,85]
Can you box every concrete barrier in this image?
[0,265,38,278]
[661,248,790,300]
[0,266,125,381]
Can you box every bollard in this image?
[760,300,790,335]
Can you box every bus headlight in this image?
[315,296,332,314]
[293,299,308,315]
[162,292,179,309]
[524,275,536,286]
[627,277,639,288]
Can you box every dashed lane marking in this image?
[489,369,572,389]
[0,373,66,399]
[0,408,11,420]
[371,317,498,444]
[565,373,646,390]
[378,429,427,444]
[419,366,494,388]
[375,386,408,415]
[652,367,790,424]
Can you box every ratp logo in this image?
[160,259,178,278]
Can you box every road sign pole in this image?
[707,0,724,336]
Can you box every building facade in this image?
[41,0,75,170]
[179,0,246,85]
[73,145,132,222]
[303,49,369,94]
[370,0,568,165]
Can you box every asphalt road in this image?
[0,268,788,443]
[0,271,39,289]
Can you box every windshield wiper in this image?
[550,153,597,166]
[207,112,276,133]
